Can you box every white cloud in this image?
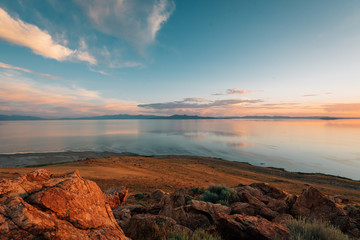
[77,0,175,54]
[0,61,60,80]
[0,8,96,64]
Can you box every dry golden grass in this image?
[1,155,360,202]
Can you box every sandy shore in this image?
[0,151,139,167]
[1,153,360,202]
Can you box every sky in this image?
[0,0,360,118]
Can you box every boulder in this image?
[0,169,129,240]
[159,192,230,231]
[216,213,290,240]
[105,186,129,208]
[150,189,166,202]
[124,214,191,240]
[290,186,350,232]
[250,183,287,200]
[235,191,279,220]
[272,214,293,226]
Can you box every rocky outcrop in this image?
[2,170,358,240]
[216,213,290,240]
[0,169,129,240]
[290,186,350,231]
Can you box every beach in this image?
[1,153,360,202]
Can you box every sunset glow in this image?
[1,1,360,118]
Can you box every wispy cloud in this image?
[89,67,110,76]
[0,62,60,80]
[0,8,96,64]
[77,0,175,54]
[0,72,138,117]
[303,94,318,97]
[213,88,264,96]
[138,98,263,109]
[108,61,144,69]
[323,103,360,113]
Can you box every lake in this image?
[0,119,359,180]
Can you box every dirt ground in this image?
[1,155,360,202]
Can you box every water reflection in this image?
[0,119,360,180]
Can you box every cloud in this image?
[0,8,96,64]
[213,88,264,96]
[323,103,360,113]
[138,98,263,109]
[0,72,138,117]
[77,0,175,53]
[303,94,318,97]
[89,67,110,76]
[0,61,60,80]
[108,61,144,69]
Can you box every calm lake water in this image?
[0,119,360,180]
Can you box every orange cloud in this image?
[0,73,139,117]
[323,103,360,114]
[0,62,60,80]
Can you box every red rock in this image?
[216,213,290,240]
[150,189,166,202]
[291,186,350,232]
[125,214,191,240]
[272,213,293,226]
[0,169,129,240]
[250,183,288,200]
[105,186,129,208]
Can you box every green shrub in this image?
[191,187,206,195]
[165,229,221,240]
[200,185,237,206]
[186,196,194,205]
[135,193,145,200]
[283,218,351,240]
[137,201,146,207]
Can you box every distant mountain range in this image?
[0,114,356,121]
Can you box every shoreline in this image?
[0,151,359,182]
[1,153,360,202]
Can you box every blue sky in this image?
[0,0,360,117]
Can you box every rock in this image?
[347,208,360,238]
[158,188,191,217]
[150,189,166,202]
[112,208,131,228]
[159,191,230,231]
[124,214,191,240]
[216,213,290,240]
[272,214,293,226]
[0,169,129,240]
[239,191,266,208]
[190,200,231,222]
[105,186,129,208]
[267,199,288,213]
[231,202,256,215]
[236,185,264,199]
[250,183,288,200]
[235,192,278,220]
[259,207,279,220]
[290,186,350,232]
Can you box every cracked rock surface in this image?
[0,169,129,240]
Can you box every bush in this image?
[166,229,221,240]
[191,187,206,195]
[135,193,145,200]
[200,185,237,206]
[137,201,146,207]
[283,218,351,240]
